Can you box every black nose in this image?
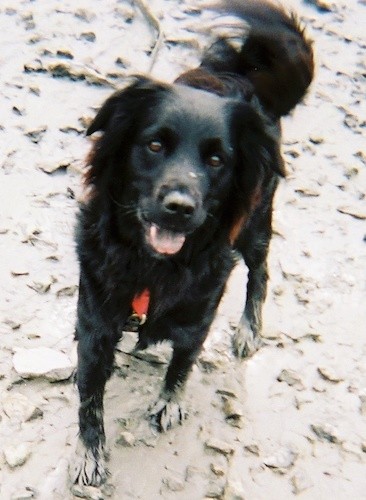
[162,191,196,218]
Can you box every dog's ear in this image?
[86,76,169,136]
[86,93,122,136]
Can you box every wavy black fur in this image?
[73,0,314,487]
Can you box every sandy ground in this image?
[0,0,365,498]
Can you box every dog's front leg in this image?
[149,345,201,432]
[72,324,117,487]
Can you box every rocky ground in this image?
[0,0,365,499]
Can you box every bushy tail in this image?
[177,0,314,118]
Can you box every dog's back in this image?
[177,0,314,118]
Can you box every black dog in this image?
[73,0,313,486]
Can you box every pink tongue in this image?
[147,224,186,255]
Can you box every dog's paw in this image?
[71,440,108,488]
[233,321,264,359]
[148,396,187,432]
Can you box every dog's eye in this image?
[207,154,223,168]
[148,140,163,153]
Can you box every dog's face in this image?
[87,77,283,256]
[128,85,238,255]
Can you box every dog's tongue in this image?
[147,224,185,255]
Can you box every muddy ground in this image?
[0,0,365,498]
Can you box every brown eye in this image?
[148,140,163,153]
[207,154,223,168]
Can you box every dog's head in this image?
[86,76,284,256]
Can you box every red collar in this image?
[131,289,150,324]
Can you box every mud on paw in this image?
[233,320,264,359]
[71,440,108,488]
[148,397,188,432]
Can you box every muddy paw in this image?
[71,440,108,488]
[148,397,187,432]
[233,321,264,359]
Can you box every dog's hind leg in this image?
[233,181,277,358]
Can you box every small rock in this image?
[74,8,96,22]
[277,369,305,390]
[361,442,366,453]
[359,389,366,415]
[294,394,313,409]
[140,435,158,448]
[117,331,138,353]
[67,162,85,176]
[115,57,127,68]
[317,366,344,383]
[24,125,47,143]
[134,344,170,364]
[59,125,84,135]
[244,443,260,456]
[205,438,235,457]
[71,484,104,499]
[206,481,224,498]
[79,115,93,129]
[222,398,244,427]
[24,59,45,73]
[29,85,41,96]
[3,318,21,330]
[263,448,298,470]
[295,187,320,197]
[114,5,135,22]
[11,269,29,277]
[56,285,78,297]
[37,160,69,174]
[116,431,135,447]
[354,150,366,166]
[2,392,42,423]
[210,455,228,476]
[310,423,342,444]
[309,134,324,144]
[198,350,226,372]
[344,166,359,179]
[80,31,96,42]
[13,347,74,381]
[344,113,364,132]
[47,61,79,79]
[224,470,246,499]
[216,377,240,399]
[4,443,31,468]
[291,469,314,495]
[12,106,25,116]
[27,278,54,294]
[303,0,334,12]
[312,382,327,393]
[20,224,41,243]
[337,206,366,220]
[56,48,74,59]
[162,475,185,492]
[10,487,36,500]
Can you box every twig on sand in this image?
[134,0,165,74]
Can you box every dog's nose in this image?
[162,191,196,218]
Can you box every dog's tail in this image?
[176,0,314,118]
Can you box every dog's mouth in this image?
[145,223,186,255]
